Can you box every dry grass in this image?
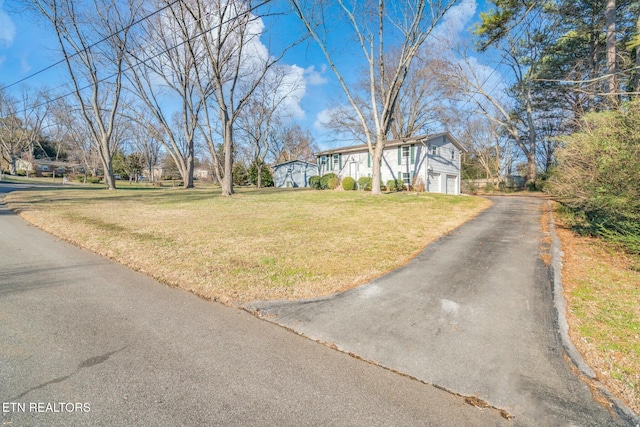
[554,206,640,414]
[4,186,490,304]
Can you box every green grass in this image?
[4,186,490,304]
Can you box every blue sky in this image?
[0,0,492,150]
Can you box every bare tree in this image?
[0,90,25,175]
[48,98,101,178]
[442,110,505,183]
[0,87,48,175]
[184,0,301,196]
[236,65,304,188]
[125,110,162,183]
[387,48,452,139]
[270,123,318,164]
[443,40,541,186]
[125,0,206,188]
[27,0,139,189]
[291,0,457,195]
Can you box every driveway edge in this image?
[547,200,640,425]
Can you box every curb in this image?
[547,201,640,426]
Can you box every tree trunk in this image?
[370,139,385,195]
[8,155,17,175]
[185,140,195,188]
[98,138,116,190]
[606,0,618,106]
[221,120,234,196]
[635,13,640,93]
[525,88,537,187]
[257,163,262,189]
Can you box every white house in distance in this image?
[315,132,466,195]
[273,160,319,188]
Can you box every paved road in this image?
[246,196,635,427]
[0,182,507,426]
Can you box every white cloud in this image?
[20,54,30,73]
[314,106,346,130]
[431,0,477,47]
[274,64,307,120]
[304,65,328,86]
[457,55,508,106]
[0,1,16,47]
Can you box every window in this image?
[430,145,437,156]
[402,172,411,185]
[450,149,455,160]
[402,146,410,158]
[333,154,340,170]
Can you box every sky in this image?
[0,0,495,151]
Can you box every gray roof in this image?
[315,132,467,157]
[273,160,318,168]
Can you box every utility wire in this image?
[6,1,270,116]
[0,0,183,92]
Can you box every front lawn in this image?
[4,187,490,303]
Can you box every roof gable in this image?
[273,160,318,168]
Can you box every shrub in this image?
[308,175,321,189]
[327,176,340,190]
[233,163,249,186]
[87,176,102,184]
[248,161,273,187]
[387,179,404,192]
[357,176,372,191]
[342,176,356,191]
[320,173,338,189]
[16,169,27,176]
[41,172,53,178]
[462,180,477,194]
[548,99,640,254]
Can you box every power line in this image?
[5,1,270,117]
[0,0,183,92]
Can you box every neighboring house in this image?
[194,167,211,180]
[315,132,466,195]
[14,159,32,172]
[15,159,82,176]
[273,160,319,188]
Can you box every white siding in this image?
[317,133,463,194]
[446,175,457,194]
[274,161,318,188]
[428,172,441,193]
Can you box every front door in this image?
[349,161,358,180]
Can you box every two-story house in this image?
[315,132,466,195]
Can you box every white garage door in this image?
[428,172,441,193]
[446,175,457,194]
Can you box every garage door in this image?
[428,172,441,193]
[446,175,457,194]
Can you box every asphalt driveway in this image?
[246,196,634,426]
